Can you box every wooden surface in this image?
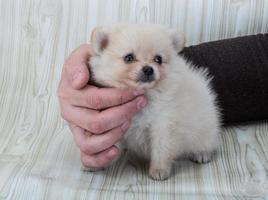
[1,0,268,199]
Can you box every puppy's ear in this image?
[168,30,185,53]
[91,26,109,55]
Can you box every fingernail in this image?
[133,90,145,96]
[137,97,147,110]
[121,121,130,132]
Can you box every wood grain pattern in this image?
[1,0,268,199]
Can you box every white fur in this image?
[89,24,221,180]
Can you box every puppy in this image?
[89,24,221,180]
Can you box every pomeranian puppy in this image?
[89,24,221,180]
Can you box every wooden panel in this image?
[0,0,268,199]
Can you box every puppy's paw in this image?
[149,166,171,181]
[189,151,213,164]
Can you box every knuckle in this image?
[80,141,91,154]
[82,161,90,168]
[81,155,91,167]
[57,87,66,100]
[60,109,67,120]
[81,155,103,168]
[79,140,85,150]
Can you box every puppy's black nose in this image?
[142,66,154,76]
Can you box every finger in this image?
[79,122,130,155]
[91,96,146,133]
[61,96,146,134]
[69,123,88,147]
[60,103,98,132]
[64,44,93,89]
[69,44,94,62]
[80,146,119,168]
[67,84,144,109]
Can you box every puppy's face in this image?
[90,24,185,89]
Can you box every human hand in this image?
[57,44,147,169]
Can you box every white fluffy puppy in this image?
[89,24,221,180]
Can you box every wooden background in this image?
[1,0,268,199]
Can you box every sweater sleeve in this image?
[181,34,268,125]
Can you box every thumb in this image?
[68,63,90,89]
[65,44,93,89]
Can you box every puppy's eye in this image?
[153,55,162,64]
[124,53,135,63]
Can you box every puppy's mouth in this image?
[137,74,155,83]
[135,76,157,90]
